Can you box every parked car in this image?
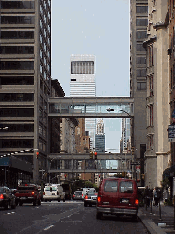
[0,186,16,209]
[52,184,65,202]
[73,191,83,200]
[15,184,41,206]
[96,177,139,220]
[43,185,61,202]
[84,190,97,207]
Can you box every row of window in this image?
[136,57,146,64]
[0,31,34,39]
[136,18,148,26]
[1,16,35,24]
[1,1,35,9]
[0,46,34,54]
[136,31,147,39]
[0,124,34,132]
[0,61,34,70]
[0,108,34,117]
[136,6,148,13]
[0,76,34,85]
[137,82,146,90]
[0,140,33,148]
[71,61,94,74]
[0,93,34,102]
[137,69,146,77]
[137,43,145,51]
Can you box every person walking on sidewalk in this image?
[144,186,150,207]
[153,187,159,206]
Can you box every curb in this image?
[138,210,167,234]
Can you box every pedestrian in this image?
[144,186,150,207]
[153,187,158,206]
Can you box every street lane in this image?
[0,201,149,234]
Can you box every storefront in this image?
[0,156,33,188]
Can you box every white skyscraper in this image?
[70,54,96,149]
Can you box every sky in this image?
[51,0,130,157]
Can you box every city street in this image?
[0,201,149,234]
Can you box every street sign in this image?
[168,124,175,142]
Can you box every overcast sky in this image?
[51,0,130,156]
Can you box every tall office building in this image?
[130,0,148,185]
[70,54,96,149]
[95,119,106,169]
[0,0,51,185]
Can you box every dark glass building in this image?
[0,0,51,186]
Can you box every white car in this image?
[52,184,65,202]
[43,185,60,202]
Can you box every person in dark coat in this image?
[144,186,150,207]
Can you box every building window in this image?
[136,57,146,64]
[136,31,147,39]
[1,31,34,39]
[136,18,148,26]
[1,16,35,24]
[0,61,34,70]
[147,135,153,150]
[136,6,148,13]
[149,75,153,96]
[148,105,153,126]
[1,1,35,9]
[137,82,146,90]
[0,46,34,54]
[137,69,146,77]
[148,44,154,67]
[136,43,145,51]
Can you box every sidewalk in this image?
[138,201,175,234]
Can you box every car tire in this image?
[63,198,65,202]
[11,200,16,209]
[4,201,9,210]
[96,212,103,220]
[38,199,41,206]
[84,202,87,207]
[132,215,138,222]
[58,199,60,202]
[19,201,23,206]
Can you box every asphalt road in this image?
[0,200,149,234]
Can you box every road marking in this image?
[43,225,54,231]
[60,221,82,223]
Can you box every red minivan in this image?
[96,177,139,220]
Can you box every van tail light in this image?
[135,199,139,205]
[84,195,88,200]
[43,192,45,195]
[0,194,4,199]
[97,196,101,203]
[32,191,35,195]
[73,195,75,197]
[82,194,83,197]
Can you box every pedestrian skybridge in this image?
[48,97,134,118]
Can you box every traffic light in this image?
[36,151,39,159]
[94,152,97,160]
[89,151,93,159]
[131,147,134,155]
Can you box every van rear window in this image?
[120,181,133,193]
[104,181,118,192]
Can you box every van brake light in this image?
[43,192,45,195]
[32,191,35,195]
[97,196,101,203]
[84,195,88,200]
[135,199,139,205]
[0,194,4,199]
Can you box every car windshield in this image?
[87,192,96,196]
[52,187,57,191]
[120,181,133,193]
[17,187,35,190]
[45,186,51,191]
[0,188,5,193]
[75,191,82,195]
[104,180,118,192]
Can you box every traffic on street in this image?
[0,200,149,234]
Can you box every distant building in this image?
[70,54,96,149]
